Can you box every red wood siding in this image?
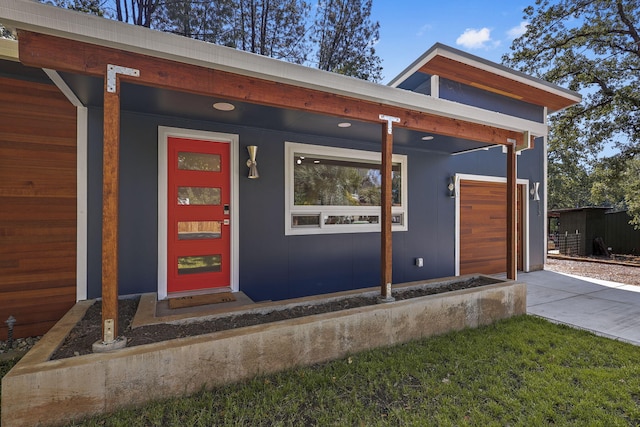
[0,76,77,339]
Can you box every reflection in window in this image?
[294,157,401,207]
[286,142,408,235]
[178,187,220,205]
[178,152,221,171]
[178,221,221,240]
[324,215,379,225]
[178,255,221,275]
[292,214,321,228]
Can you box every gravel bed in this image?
[546,257,640,286]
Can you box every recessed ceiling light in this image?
[338,122,352,128]
[421,135,434,141]
[213,102,235,111]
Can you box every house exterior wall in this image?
[0,71,77,339]
[84,102,545,302]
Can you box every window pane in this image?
[292,214,321,227]
[324,215,379,225]
[293,156,401,207]
[178,221,222,240]
[178,255,221,275]
[178,152,220,171]
[178,187,220,205]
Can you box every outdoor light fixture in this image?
[447,175,458,198]
[247,145,259,179]
[530,182,540,201]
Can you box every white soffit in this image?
[0,0,546,135]
[0,38,18,61]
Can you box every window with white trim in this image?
[285,142,408,235]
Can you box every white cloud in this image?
[507,21,529,39]
[416,23,433,37]
[456,27,493,49]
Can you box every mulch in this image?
[51,276,499,360]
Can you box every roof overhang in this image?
[1,0,549,148]
[388,43,582,114]
[0,38,18,61]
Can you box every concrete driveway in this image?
[523,269,640,345]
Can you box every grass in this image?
[3,315,640,426]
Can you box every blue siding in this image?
[439,77,544,122]
[86,108,544,301]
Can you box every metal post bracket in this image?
[107,64,140,93]
[379,114,401,134]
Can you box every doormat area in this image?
[168,292,236,309]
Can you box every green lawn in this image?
[3,315,640,426]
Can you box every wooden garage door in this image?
[0,76,77,339]
[459,180,522,275]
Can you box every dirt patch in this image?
[51,277,499,360]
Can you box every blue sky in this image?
[371,1,532,83]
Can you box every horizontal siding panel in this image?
[0,197,76,220]
[0,144,76,169]
[3,256,76,276]
[0,271,76,289]
[0,114,76,137]
[0,242,77,257]
[460,180,507,276]
[0,285,76,307]
[0,277,76,294]
[0,75,77,339]
[0,131,76,147]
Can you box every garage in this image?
[458,177,525,276]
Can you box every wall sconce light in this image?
[530,182,540,201]
[447,175,458,198]
[246,145,259,179]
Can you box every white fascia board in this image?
[0,0,546,136]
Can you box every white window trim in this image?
[454,173,530,275]
[158,126,240,300]
[285,141,408,235]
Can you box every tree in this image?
[231,0,311,63]
[312,0,382,81]
[51,0,105,16]
[547,109,594,210]
[0,24,14,39]
[115,0,159,27]
[504,0,640,225]
[153,0,236,45]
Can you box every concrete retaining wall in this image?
[2,278,525,426]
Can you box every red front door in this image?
[167,137,230,294]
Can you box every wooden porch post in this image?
[506,142,517,280]
[100,65,139,345]
[101,78,121,342]
[379,115,399,301]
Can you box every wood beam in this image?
[380,120,394,300]
[17,30,524,147]
[101,75,120,342]
[419,56,578,112]
[506,143,517,280]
